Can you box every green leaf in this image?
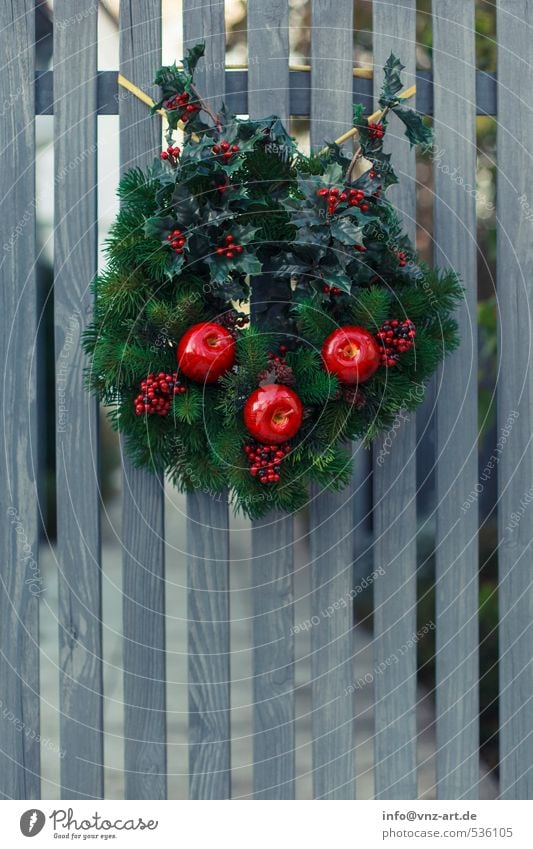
[391,103,433,149]
[379,53,405,107]
[331,215,365,246]
[182,43,205,75]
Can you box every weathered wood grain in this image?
[0,0,40,801]
[309,0,355,799]
[372,0,418,800]
[119,0,167,800]
[496,0,533,800]
[310,0,355,151]
[433,0,479,800]
[186,493,231,800]
[54,0,103,800]
[183,0,232,800]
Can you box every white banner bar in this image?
[2,799,530,847]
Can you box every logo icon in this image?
[20,810,46,837]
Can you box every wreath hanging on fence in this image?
[84,45,462,517]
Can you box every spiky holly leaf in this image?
[144,214,178,240]
[379,53,405,107]
[330,215,365,247]
[182,43,205,75]
[391,103,433,149]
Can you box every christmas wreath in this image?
[84,46,462,517]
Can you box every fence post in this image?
[0,0,40,800]
[54,0,104,800]
[183,0,232,801]
[119,0,167,800]
[433,0,479,799]
[496,0,533,800]
[372,0,418,800]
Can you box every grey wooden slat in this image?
[433,1,479,800]
[186,494,231,800]
[248,1,295,800]
[251,515,294,798]
[248,0,290,125]
[372,0,418,800]
[119,0,167,800]
[0,0,40,801]
[53,0,103,800]
[496,0,533,800]
[182,0,231,800]
[310,1,355,150]
[309,0,355,800]
[35,70,499,118]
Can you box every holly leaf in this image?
[379,53,405,108]
[144,214,177,240]
[316,260,352,294]
[330,215,365,246]
[391,103,433,149]
[182,43,205,75]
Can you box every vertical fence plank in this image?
[433,1,479,799]
[248,0,295,801]
[309,0,355,800]
[496,0,533,800]
[54,0,103,799]
[0,0,40,800]
[372,0,418,799]
[119,0,167,799]
[183,0,231,800]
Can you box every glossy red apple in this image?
[244,384,303,444]
[177,322,235,383]
[322,326,380,384]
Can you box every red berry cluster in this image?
[216,234,243,259]
[323,284,343,295]
[393,248,408,267]
[375,319,416,367]
[368,121,385,141]
[134,371,186,416]
[166,228,187,254]
[164,91,200,123]
[212,140,240,161]
[244,441,291,484]
[268,345,288,363]
[317,186,369,214]
[160,145,180,165]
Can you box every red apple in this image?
[177,322,235,383]
[322,326,380,384]
[244,384,303,444]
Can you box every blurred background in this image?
[35,0,500,790]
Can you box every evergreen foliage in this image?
[84,48,462,517]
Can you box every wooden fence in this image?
[0,0,531,800]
